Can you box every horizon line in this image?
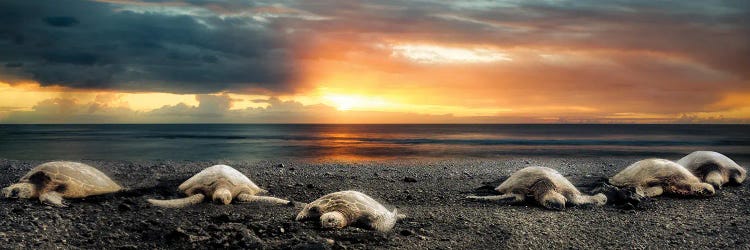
[1,123,749,125]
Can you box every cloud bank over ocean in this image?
[1,0,748,123]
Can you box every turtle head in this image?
[704,171,724,189]
[591,193,608,206]
[212,188,232,205]
[538,191,566,211]
[691,182,715,197]
[320,211,347,229]
[2,183,36,199]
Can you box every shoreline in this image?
[1,157,748,248]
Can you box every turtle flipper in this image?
[40,191,67,207]
[466,193,523,202]
[295,210,311,221]
[394,209,406,220]
[295,204,318,221]
[366,211,397,233]
[236,193,290,205]
[147,193,205,208]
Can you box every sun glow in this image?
[323,94,389,111]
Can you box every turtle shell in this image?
[495,166,578,195]
[609,158,698,187]
[19,161,122,198]
[177,165,265,196]
[677,151,746,182]
[302,190,391,222]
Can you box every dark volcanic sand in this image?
[1,157,749,249]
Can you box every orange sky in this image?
[0,0,749,123]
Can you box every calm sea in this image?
[0,124,748,161]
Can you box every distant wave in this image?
[2,124,749,160]
[135,134,750,146]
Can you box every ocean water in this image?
[0,124,748,161]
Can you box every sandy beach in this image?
[1,156,748,249]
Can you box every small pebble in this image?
[403,177,418,183]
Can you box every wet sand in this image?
[1,157,748,249]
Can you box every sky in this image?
[0,0,748,124]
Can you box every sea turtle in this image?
[147,164,289,208]
[295,190,405,232]
[676,151,747,188]
[609,158,715,197]
[467,166,607,210]
[2,161,122,207]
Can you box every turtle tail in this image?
[147,193,205,208]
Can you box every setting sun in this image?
[323,94,388,111]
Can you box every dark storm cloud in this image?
[43,16,80,27]
[4,62,22,68]
[0,0,296,93]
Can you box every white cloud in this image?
[390,44,512,64]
